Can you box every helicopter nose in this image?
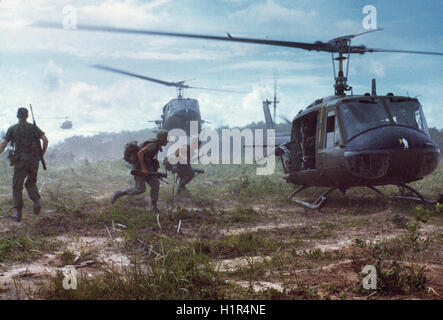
[344,126,440,180]
[170,108,200,121]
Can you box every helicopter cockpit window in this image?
[334,116,341,146]
[340,100,391,140]
[325,112,335,148]
[340,99,429,141]
[388,100,426,132]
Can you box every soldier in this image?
[0,107,49,222]
[172,138,201,195]
[111,130,168,213]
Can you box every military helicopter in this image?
[44,116,73,129]
[60,118,73,130]
[34,23,443,208]
[43,117,72,130]
[91,64,239,135]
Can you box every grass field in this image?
[0,158,442,300]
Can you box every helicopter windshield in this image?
[388,99,427,133]
[168,99,199,111]
[340,98,427,141]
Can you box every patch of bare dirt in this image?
[0,235,130,300]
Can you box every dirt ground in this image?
[0,163,442,300]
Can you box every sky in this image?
[1,0,442,144]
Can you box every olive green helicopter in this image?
[90,64,239,135]
[34,23,443,209]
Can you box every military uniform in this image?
[173,144,196,194]
[123,140,162,202]
[5,120,44,212]
[112,131,168,212]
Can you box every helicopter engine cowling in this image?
[344,126,440,184]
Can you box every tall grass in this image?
[38,237,225,300]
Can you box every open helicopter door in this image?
[290,111,318,171]
[317,105,343,173]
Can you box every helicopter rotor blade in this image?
[34,21,325,51]
[279,115,292,125]
[328,28,384,43]
[34,21,443,56]
[186,86,245,94]
[92,64,243,93]
[91,64,188,88]
[365,48,443,56]
[349,28,384,38]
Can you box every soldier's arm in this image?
[40,134,49,156]
[0,138,9,154]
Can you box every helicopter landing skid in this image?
[390,183,441,205]
[288,186,338,210]
[288,184,441,210]
[288,185,386,210]
[366,186,385,198]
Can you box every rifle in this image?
[130,170,169,184]
[193,168,204,175]
[29,104,46,170]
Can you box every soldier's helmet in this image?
[156,130,169,144]
[17,107,28,119]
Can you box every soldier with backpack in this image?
[0,107,49,222]
[111,130,168,213]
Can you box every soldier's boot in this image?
[150,201,162,214]
[111,191,126,204]
[10,208,22,222]
[34,198,41,216]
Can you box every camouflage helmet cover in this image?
[156,130,168,142]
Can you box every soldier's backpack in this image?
[123,139,161,165]
[123,141,140,164]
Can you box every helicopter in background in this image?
[92,64,238,136]
[44,116,73,130]
[60,118,73,130]
[261,75,291,146]
[35,23,443,209]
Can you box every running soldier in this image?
[0,107,49,222]
[166,138,202,195]
[111,130,168,213]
